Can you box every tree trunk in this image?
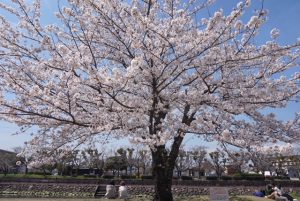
[148,101,189,200]
[198,164,201,179]
[137,162,140,177]
[177,169,181,178]
[4,167,8,176]
[142,164,146,175]
[152,147,174,201]
[153,169,173,201]
[70,165,73,176]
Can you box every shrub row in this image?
[1,173,291,181]
[26,172,52,176]
[103,174,288,181]
[206,174,266,181]
[101,175,138,179]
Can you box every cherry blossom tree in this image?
[0,0,300,200]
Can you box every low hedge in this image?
[204,174,265,181]
[274,176,290,180]
[120,175,137,179]
[83,174,97,178]
[221,176,232,180]
[232,173,265,181]
[102,175,115,179]
[206,176,218,180]
[141,175,153,180]
[27,172,51,176]
[181,176,193,180]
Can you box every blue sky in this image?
[0,0,299,151]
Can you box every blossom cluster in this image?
[0,0,299,157]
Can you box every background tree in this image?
[104,155,127,176]
[67,149,84,176]
[222,145,249,174]
[247,146,274,174]
[229,152,248,174]
[0,0,300,200]
[174,148,193,178]
[290,147,300,177]
[209,150,227,178]
[29,148,56,176]
[288,154,300,178]
[135,148,151,177]
[190,146,207,178]
[0,150,17,175]
[81,148,104,174]
[13,146,32,174]
[127,148,135,176]
[274,153,286,176]
[116,148,128,175]
[246,145,293,175]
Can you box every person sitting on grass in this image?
[265,184,295,201]
[265,185,286,200]
[119,180,129,200]
[265,183,275,197]
[104,180,116,199]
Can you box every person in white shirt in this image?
[104,180,116,199]
[119,181,129,200]
[265,185,292,201]
[274,186,283,196]
[265,185,283,200]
